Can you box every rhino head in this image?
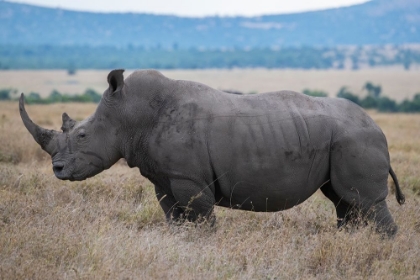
[19,69,126,181]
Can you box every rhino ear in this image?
[107,69,125,95]
[61,112,76,132]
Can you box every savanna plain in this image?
[0,69,420,279]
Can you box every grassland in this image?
[1,68,420,101]
[0,97,419,278]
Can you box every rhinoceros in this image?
[19,69,405,237]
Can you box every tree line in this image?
[0,89,101,104]
[303,82,420,113]
[1,45,419,70]
[1,83,419,112]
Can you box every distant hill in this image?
[1,0,420,48]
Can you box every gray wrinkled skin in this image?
[20,69,405,237]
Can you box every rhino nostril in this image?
[53,163,64,173]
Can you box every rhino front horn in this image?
[19,93,59,154]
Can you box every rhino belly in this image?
[214,156,330,212]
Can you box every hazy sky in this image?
[9,0,370,16]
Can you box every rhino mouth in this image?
[53,166,83,181]
[52,161,73,180]
[53,162,64,173]
[52,159,103,181]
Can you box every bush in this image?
[303,89,328,97]
[16,89,103,104]
[335,84,420,113]
[82,89,102,102]
[398,94,420,112]
[363,82,382,98]
[0,88,17,100]
[377,97,398,112]
[337,87,360,105]
[49,90,65,103]
[360,95,378,109]
[0,89,10,100]
[67,67,76,75]
[25,92,45,104]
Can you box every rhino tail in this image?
[389,167,405,205]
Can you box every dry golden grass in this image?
[0,101,419,279]
[1,68,420,101]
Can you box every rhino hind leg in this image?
[328,135,399,237]
[364,200,398,237]
[322,182,397,237]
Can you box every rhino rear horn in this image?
[19,93,58,154]
[61,112,76,132]
[107,69,125,94]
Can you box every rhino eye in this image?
[78,131,86,139]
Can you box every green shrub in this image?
[25,92,45,104]
[360,95,378,109]
[49,90,64,103]
[0,88,17,100]
[18,89,103,104]
[337,87,360,105]
[377,97,398,112]
[335,84,420,113]
[363,82,382,98]
[0,89,10,100]
[303,89,328,97]
[398,93,420,112]
[82,89,102,103]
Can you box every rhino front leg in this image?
[170,179,216,225]
[154,184,184,223]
